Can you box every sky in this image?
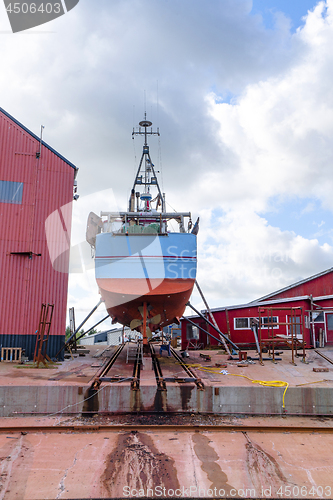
[0,0,332,330]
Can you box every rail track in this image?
[96,342,204,391]
[170,345,204,390]
[150,343,167,390]
[0,424,333,434]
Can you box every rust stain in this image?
[153,389,168,412]
[130,389,143,412]
[180,385,193,411]
[192,433,235,494]
[102,431,180,497]
[243,432,288,492]
[82,387,99,416]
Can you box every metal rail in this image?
[131,342,142,390]
[314,349,333,365]
[1,424,333,434]
[93,344,124,387]
[150,343,166,391]
[170,346,204,390]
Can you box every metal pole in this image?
[310,295,316,348]
[185,302,239,351]
[143,302,148,345]
[74,315,110,343]
[250,323,260,353]
[195,281,230,354]
[55,299,103,358]
[259,308,263,365]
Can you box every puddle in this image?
[192,433,235,494]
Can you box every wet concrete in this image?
[192,432,235,495]
[102,431,180,496]
[243,431,288,492]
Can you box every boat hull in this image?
[97,277,195,329]
[95,232,197,329]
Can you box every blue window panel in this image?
[0,180,23,204]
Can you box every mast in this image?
[131,114,164,212]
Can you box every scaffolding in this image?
[258,306,306,365]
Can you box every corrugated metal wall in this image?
[0,108,78,358]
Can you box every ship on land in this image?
[86,116,198,343]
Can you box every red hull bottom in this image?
[96,278,195,330]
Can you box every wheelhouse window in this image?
[0,180,23,204]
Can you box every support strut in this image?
[55,299,104,358]
[185,301,239,351]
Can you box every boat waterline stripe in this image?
[95,255,197,260]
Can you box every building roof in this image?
[249,267,333,304]
[182,268,333,321]
[0,107,78,171]
[181,292,333,322]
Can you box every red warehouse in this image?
[182,268,333,350]
[0,107,78,359]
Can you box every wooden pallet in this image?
[1,347,22,362]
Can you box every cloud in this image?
[196,209,333,307]
[207,1,333,213]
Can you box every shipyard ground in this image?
[0,345,333,499]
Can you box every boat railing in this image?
[100,211,192,234]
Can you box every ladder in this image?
[33,303,54,367]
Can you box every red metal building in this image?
[0,107,78,359]
[182,268,333,350]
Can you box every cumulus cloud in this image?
[195,209,333,307]
[207,1,333,210]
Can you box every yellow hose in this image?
[179,363,289,409]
